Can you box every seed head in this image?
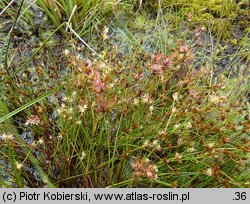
[25,115,40,126]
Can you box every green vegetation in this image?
[0,0,249,187]
[134,0,249,39]
[36,0,130,36]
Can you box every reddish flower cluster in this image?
[131,158,158,180]
[151,53,172,75]
[92,70,105,93]
[25,115,41,126]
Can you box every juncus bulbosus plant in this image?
[30,41,248,187]
[0,39,249,187]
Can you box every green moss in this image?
[138,0,248,39]
[231,39,238,46]
[134,14,149,29]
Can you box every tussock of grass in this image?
[36,0,130,36]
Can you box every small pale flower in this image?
[156,144,161,151]
[189,90,199,98]
[219,126,227,132]
[31,141,36,147]
[208,94,225,104]
[160,75,165,82]
[102,33,108,41]
[0,133,14,141]
[143,140,150,147]
[78,104,88,113]
[25,115,40,126]
[103,26,109,34]
[172,92,179,101]
[16,162,23,170]
[76,120,82,125]
[158,130,166,135]
[67,107,74,114]
[57,134,63,140]
[63,96,69,102]
[149,105,154,113]
[153,165,159,172]
[208,143,214,148]
[63,49,70,56]
[175,152,183,164]
[42,176,49,184]
[171,107,177,113]
[142,94,152,104]
[186,121,192,129]
[80,151,86,160]
[187,147,196,152]
[187,13,193,21]
[133,98,139,105]
[152,140,158,146]
[177,137,183,147]
[205,168,213,176]
[146,171,154,179]
[146,165,158,180]
[38,138,44,145]
[102,26,109,40]
[209,95,218,102]
[179,45,189,53]
[37,106,44,113]
[174,123,180,129]
[109,83,114,88]
[77,44,85,51]
[201,26,206,31]
[61,103,66,109]
[76,54,81,61]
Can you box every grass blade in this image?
[0,83,65,123]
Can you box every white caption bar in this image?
[0,188,248,204]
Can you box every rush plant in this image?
[36,0,129,36]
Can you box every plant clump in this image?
[36,0,130,36]
[1,38,249,187]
